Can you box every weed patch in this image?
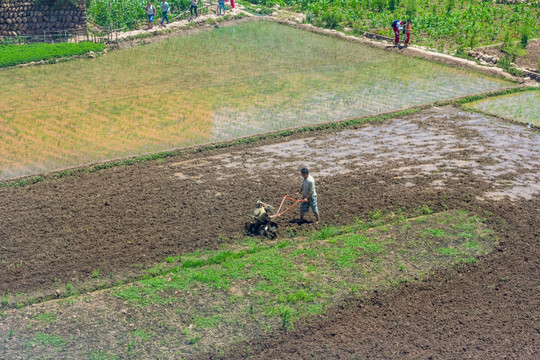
[102,209,496,355]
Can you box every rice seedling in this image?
[0,21,511,179]
[464,90,540,127]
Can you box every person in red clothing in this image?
[391,20,402,46]
[230,0,235,9]
[404,19,412,46]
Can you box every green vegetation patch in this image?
[109,210,495,352]
[463,89,540,127]
[0,209,498,359]
[295,0,539,51]
[28,333,67,350]
[0,42,105,68]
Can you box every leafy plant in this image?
[519,24,533,47]
[321,9,342,29]
[446,0,455,13]
[35,312,58,324]
[92,269,99,279]
[498,56,523,77]
[501,30,526,63]
[406,0,417,18]
[373,0,386,13]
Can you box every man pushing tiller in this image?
[245,168,320,239]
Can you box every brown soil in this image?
[1,106,539,358]
[480,38,540,71]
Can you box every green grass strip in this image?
[455,86,539,105]
[0,42,105,68]
[111,210,496,331]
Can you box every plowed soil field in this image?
[1,106,539,359]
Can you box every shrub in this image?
[498,57,523,77]
[467,24,479,49]
[321,10,342,29]
[501,30,526,62]
[519,24,532,47]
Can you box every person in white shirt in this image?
[145,2,156,30]
[296,168,320,224]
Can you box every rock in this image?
[55,289,61,297]
[229,285,244,297]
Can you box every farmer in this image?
[391,19,402,46]
[218,0,226,15]
[145,1,156,30]
[404,19,412,46]
[296,168,320,224]
[160,0,170,27]
[189,0,198,20]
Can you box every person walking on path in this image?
[404,19,412,46]
[230,0,235,9]
[145,1,156,30]
[160,0,170,27]
[296,168,320,224]
[391,19,402,46]
[189,0,198,20]
[218,0,226,15]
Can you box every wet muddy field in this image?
[1,106,539,358]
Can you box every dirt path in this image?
[112,6,250,42]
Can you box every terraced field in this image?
[0,20,512,180]
[465,90,540,127]
[0,19,538,360]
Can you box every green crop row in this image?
[87,0,192,30]
[256,0,540,50]
[87,0,539,49]
[0,42,105,68]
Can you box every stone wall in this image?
[0,0,86,36]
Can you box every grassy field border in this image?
[459,87,540,129]
[1,85,532,189]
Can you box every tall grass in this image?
[0,21,511,180]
